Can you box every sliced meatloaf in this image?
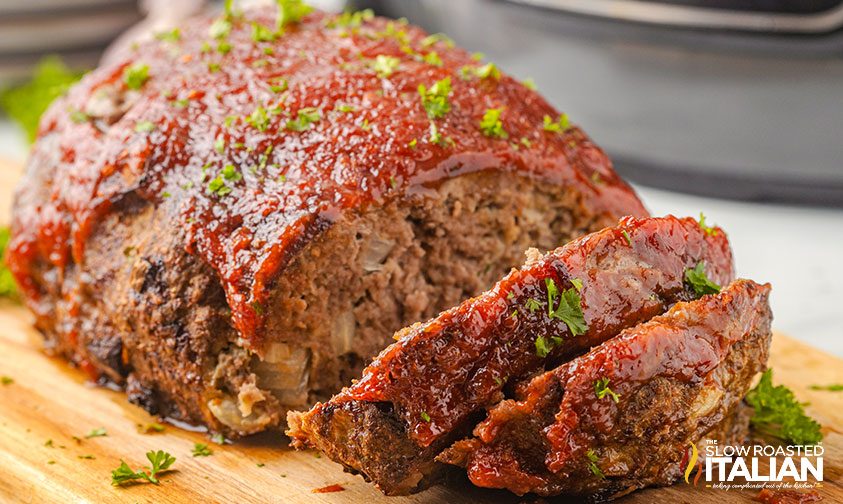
[286,215,734,494]
[441,279,772,500]
[5,6,647,436]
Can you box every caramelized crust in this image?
[287,216,734,494]
[441,280,772,499]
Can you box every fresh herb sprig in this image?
[0,227,19,300]
[594,377,620,403]
[746,370,822,446]
[111,450,176,486]
[0,56,85,142]
[545,278,587,336]
[684,261,721,298]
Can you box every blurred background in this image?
[0,0,841,355]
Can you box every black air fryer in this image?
[355,0,843,206]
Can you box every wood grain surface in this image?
[0,157,841,503]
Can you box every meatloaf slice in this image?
[286,215,734,494]
[6,6,647,436]
[441,279,772,499]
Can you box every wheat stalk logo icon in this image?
[684,442,699,484]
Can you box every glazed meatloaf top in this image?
[7,5,645,353]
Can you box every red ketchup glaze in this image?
[542,279,771,474]
[5,7,645,355]
[335,216,733,447]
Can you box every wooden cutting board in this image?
[0,157,841,503]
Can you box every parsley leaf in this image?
[0,56,85,142]
[594,378,620,403]
[247,105,269,132]
[684,261,721,298]
[1,376,13,385]
[698,212,718,236]
[372,55,400,78]
[586,450,605,479]
[84,427,107,439]
[546,278,587,336]
[286,107,321,131]
[479,108,507,139]
[111,450,176,486]
[418,77,452,119]
[746,370,822,445]
[542,113,571,133]
[276,0,314,31]
[134,121,155,133]
[251,23,276,43]
[326,9,374,29]
[0,227,19,300]
[420,411,431,423]
[192,443,213,457]
[525,298,542,313]
[123,63,150,90]
[474,63,501,80]
[809,384,843,391]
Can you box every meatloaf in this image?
[441,279,772,499]
[5,6,646,436]
[286,215,734,494]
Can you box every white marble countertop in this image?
[1,121,841,356]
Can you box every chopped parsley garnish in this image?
[746,369,822,445]
[209,18,232,39]
[1,376,13,385]
[534,335,562,358]
[525,298,542,313]
[211,433,227,445]
[208,176,231,196]
[192,443,213,457]
[326,9,374,29]
[570,278,583,292]
[684,261,721,298]
[372,55,400,78]
[586,450,605,479]
[698,212,718,237]
[594,378,620,403]
[0,56,85,142]
[545,278,587,336]
[84,427,107,439]
[155,28,181,43]
[421,33,455,48]
[269,77,288,93]
[335,103,356,113]
[138,423,166,434]
[621,230,632,245]
[286,107,321,131]
[217,41,232,55]
[809,384,843,391]
[134,121,155,133]
[420,411,431,423]
[276,0,314,31]
[423,51,443,67]
[0,227,19,300]
[123,63,150,90]
[252,23,276,43]
[475,63,501,80]
[542,113,571,133]
[418,77,452,119]
[480,108,507,139]
[522,78,537,90]
[45,439,54,447]
[222,164,242,182]
[247,105,269,132]
[111,450,176,486]
[78,454,96,460]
